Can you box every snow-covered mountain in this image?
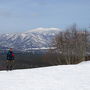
[0,28,62,51]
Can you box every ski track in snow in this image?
[0,61,90,90]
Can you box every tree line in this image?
[43,24,90,65]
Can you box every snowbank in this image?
[0,61,90,90]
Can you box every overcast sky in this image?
[0,0,90,33]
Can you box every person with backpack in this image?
[6,48,15,70]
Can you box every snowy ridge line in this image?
[25,27,62,33]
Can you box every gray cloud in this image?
[0,8,20,18]
[0,11,11,17]
[0,8,12,17]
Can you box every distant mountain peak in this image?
[25,27,62,33]
[0,27,62,51]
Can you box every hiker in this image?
[6,48,15,70]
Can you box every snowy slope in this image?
[0,28,61,51]
[0,61,90,90]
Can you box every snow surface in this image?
[0,61,90,90]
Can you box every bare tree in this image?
[44,24,89,65]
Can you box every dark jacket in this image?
[7,51,15,60]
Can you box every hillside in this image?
[0,61,90,90]
[0,28,61,51]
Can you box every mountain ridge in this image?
[0,27,62,51]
